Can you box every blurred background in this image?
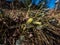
[0,0,60,10]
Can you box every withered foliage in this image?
[0,9,60,45]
